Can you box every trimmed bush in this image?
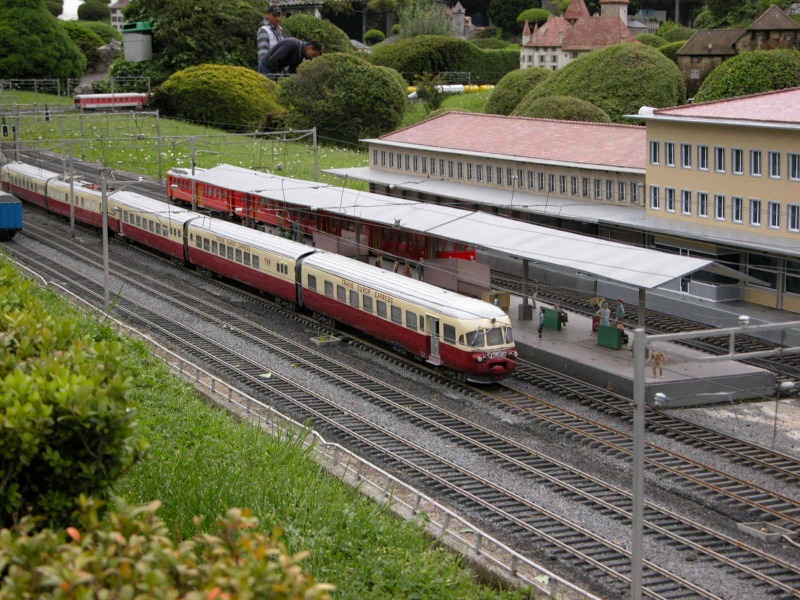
[514,43,686,122]
[278,53,406,144]
[0,265,143,528]
[392,23,401,35]
[695,49,800,103]
[364,28,385,45]
[80,20,123,43]
[516,8,551,27]
[636,33,668,48]
[283,14,353,54]
[469,37,513,49]
[151,64,284,131]
[513,95,611,123]
[485,67,553,115]
[77,0,110,21]
[0,0,86,80]
[0,500,333,598]
[658,40,685,64]
[60,20,106,71]
[663,26,695,42]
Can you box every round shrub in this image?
[636,33,668,47]
[364,29,385,45]
[283,14,353,54]
[517,8,551,27]
[513,95,611,123]
[152,64,284,131]
[663,26,695,42]
[485,67,552,115]
[392,23,401,35]
[658,40,685,64]
[695,49,800,103]
[60,21,106,71]
[515,43,686,122]
[80,21,123,43]
[469,37,513,49]
[77,0,110,22]
[278,53,406,144]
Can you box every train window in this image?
[204,238,210,252]
[406,312,417,330]
[211,241,217,254]
[391,305,402,325]
[362,296,372,312]
[244,252,251,267]
[325,281,333,297]
[467,330,485,347]
[377,300,387,318]
[195,235,202,248]
[227,246,233,260]
[419,318,424,332]
[349,290,359,307]
[219,243,226,257]
[337,285,346,302]
[235,249,242,263]
[443,324,456,344]
[486,327,504,346]
[150,221,155,233]
[505,327,513,343]
[156,223,161,236]
[308,275,317,290]
[123,210,128,222]
[253,255,260,269]
[135,215,141,227]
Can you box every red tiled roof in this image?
[653,87,800,125]
[377,112,646,170]
[563,16,638,50]
[564,0,590,21]
[524,15,571,47]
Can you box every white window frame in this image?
[768,201,781,228]
[665,187,675,212]
[681,189,691,215]
[714,194,726,220]
[665,142,675,167]
[698,145,709,171]
[680,143,692,169]
[571,176,578,196]
[732,148,744,175]
[697,191,708,218]
[769,151,781,179]
[594,179,602,199]
[788,204,800,232]
[790,153,800,181]
[750,199,762,226]
[649,185,660,210]
[649,140,660,165]
[714,146,726,173]
[732,196,743,223]
[617,181,625,203]
[750,150,762,177]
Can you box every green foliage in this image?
[101,56,170,90]
[472,25,500,39]
[488,0,534,35]
[396,0,450,39]
[123,0,262,72]
[152,64,284,131]
[278,53,406,144]
[512,94,611,122]
[0,499,334,599]
[80,20,123,43]
[514,43,685,122]
[364,28,386,45]
[283,14,353,54]
[662,26,695,42]
[516,7,551,27]
[77,0,111,21]
[469,37,512,49]
[368,35,516,84]
[655,19,677,36]
[485,66,552,115]
[695,49,800,103]
[60,20,106,71]
[392,23,401,35]
[0,0,86,81]
[658,40,685,64]
[44,0,61,17]
[0,266,143,528]
[414,71,444,112]
[636,33,668,48]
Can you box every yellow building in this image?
[638,88,800,311]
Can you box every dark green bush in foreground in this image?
[695,48,800,103]
[485,67,552,115]
[0,266,144,528]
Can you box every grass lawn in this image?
[0,255,527,598]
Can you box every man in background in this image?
[263,38,322,78]
[257,5,285,75]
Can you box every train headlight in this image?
[508,350,518,359]
[474,354,487,363]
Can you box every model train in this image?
[0,191,23,241]
[0,161,517,383]
[74,93,149,110]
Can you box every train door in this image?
[426,315,441,365]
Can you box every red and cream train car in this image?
[74,93,149,110]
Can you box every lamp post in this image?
[510,175,519,210]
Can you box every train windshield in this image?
[467,326,509,347]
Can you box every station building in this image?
[327,87,800,313]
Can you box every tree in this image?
[695,49,800,103]
[0,0,86,80]
[513,94,611,122]
[77,0,111,21]
[283,14,354,54]
[364,28,386,45]
[488,0,537,35]
[123,0,262,73]
[278,53,406,144]
[485,66,552,115]
[517,8,551,27]
[396,0,450,39]
[514,43,685,122]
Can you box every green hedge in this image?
[513,94,611,123]
[695,49,800,103]
[635,33,668,48]
[364,29,385,46]
[283,14,353,54]
[658,40,685,64]
[0,265,143,528]
[485,67,552,115]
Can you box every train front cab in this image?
[440,317,517,383]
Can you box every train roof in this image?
[302,252,509,323]
[110,191,198,224]
[187,216,317,261]
[74,93,148,98]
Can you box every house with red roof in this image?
[520,0,638,70]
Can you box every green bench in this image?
[597,324,623,349]
[543,308,561,331]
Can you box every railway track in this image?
[5,225,800,598]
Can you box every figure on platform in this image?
[375,254,383,269]
[393,260,400,273]
[647,350,667,378]
[616,322,629,345]
[555,304,568,327]
[597,303,611,327]
[538,307,545,339]
[416,257,424,281]
[403,262,412,277]
[615,298,625,324]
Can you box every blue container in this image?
[0,192,23,240]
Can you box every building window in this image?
[631,182,640,204]
[649,185,660,209]
[439,159,444,175]
[429,156,434,174]
[421,157,427,173]
[790,153,800,181]
[768,201,781,228]
[486,165,493,183]
[698,192,708,217]
[517,169,524,187]
[380,151,386,166]
[665,142,675,167]
[769,151,781,178]
[714,147,725,173]
[698,145,709,171]
[582,177,589,197]
[732,148,744,175]
[681,143,692,168]
[748,254,778,289]
[714,194,725,220]
[457,162,463,179]
[732,196,743,223]
[389,153,394,168]
[649,141,660,165]
[606,179,613,200]
[373,150,378,165]
[506,168,514,186]
[548,173,555,192]
[594,179,602,199]
[538,172,545,191]
[448,161,454,178]
[476,164,483,182]
[681,190,691,215]
[467,163,473,180]
[665,188,675,212]
[617,181,625,202]
[572,176,579,196]
[750,199,762,226]
[528,171,535,189]
[560,175,567,194]
[497,167,503,185]
[750,150,762,177]
[788,204,800,232]
[404,155,410,170]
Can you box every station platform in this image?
[505,295,776,408]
